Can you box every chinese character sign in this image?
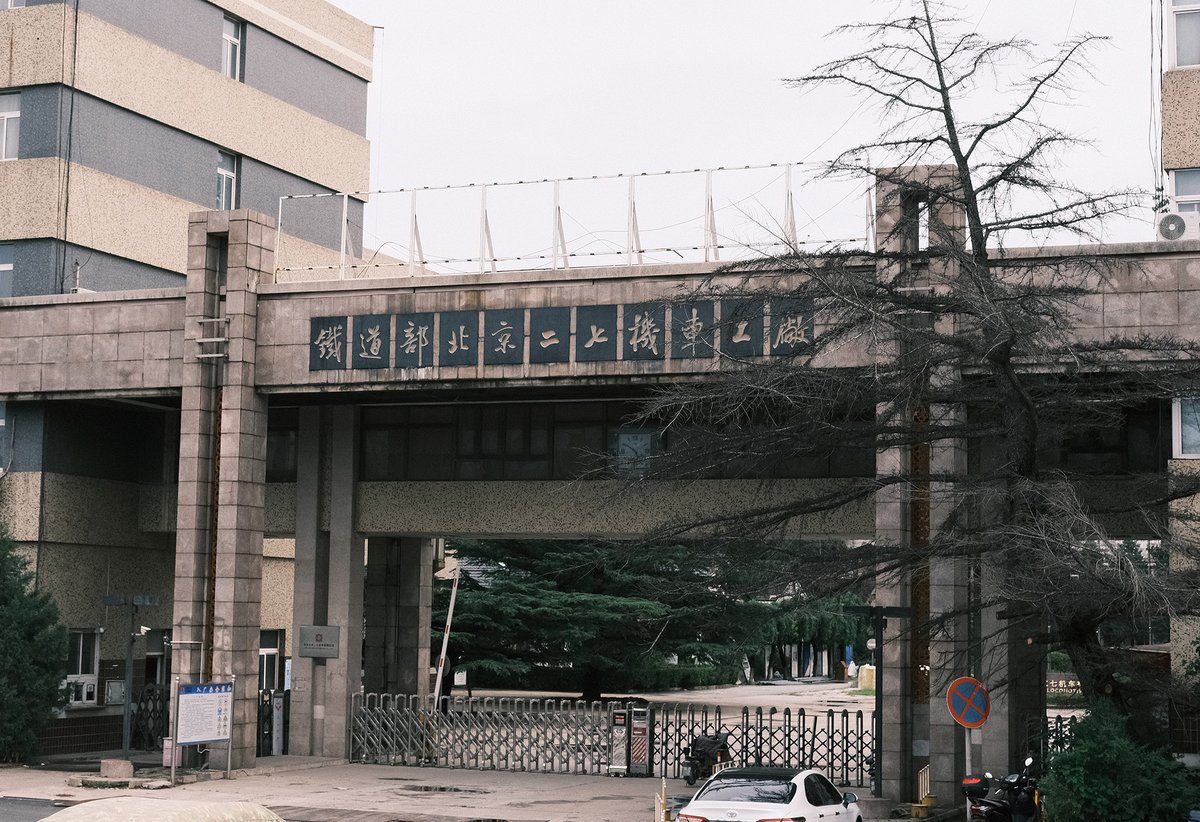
[307,298,800,372]
[441,310,479,367]
[484,309,525,366]
[623,303,666,361]
[352,314,391,369]
[529,307,571,365]
[671,301,714,360]
[310,317,347,371]
[575,305,618,363]
[723,299,764,359]
[395,312,434,368]
[769,299,814,357]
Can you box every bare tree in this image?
[632,0,1200,719]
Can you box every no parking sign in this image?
[947,676,990,729]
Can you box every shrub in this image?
[0,527,68,762]
[1040,702,1200,822]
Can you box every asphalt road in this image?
[0,796,60,821]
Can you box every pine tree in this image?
[439,538,864,701]
[0,526,68,762]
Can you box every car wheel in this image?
[684,772,696,786]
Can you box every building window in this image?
[259,630,281,691]
[1174,398,1200,457]
[222,16,243,81]
[217,151,239,210]
[1171,168,1200,212]
[4,1,27,8]
[1174,2,1200,68]
[66,631,99,706]
[0,243,11,297]
[0,93,18,160]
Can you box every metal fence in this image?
[351,694,874,787]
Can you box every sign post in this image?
[170,676,235,785]
[947,676,990,818]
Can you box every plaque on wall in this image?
[298,625,340,658]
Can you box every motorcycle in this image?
[680,732,731,786]
[960,755,1041,822]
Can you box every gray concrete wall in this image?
[13,240,183,296]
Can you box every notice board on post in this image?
[175,682,233,744]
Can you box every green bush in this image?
[0,527,68,762]
[1041,702,1200,822]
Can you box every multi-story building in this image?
[0,0,372,753]
[0,0,371,297]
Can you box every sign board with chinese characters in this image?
[175,682,233,744]
[307,299,813,374]
[298,625,340,658]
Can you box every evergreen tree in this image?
[438,538,863,701]
[0,526,68,762]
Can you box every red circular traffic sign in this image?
[947,676,990,729]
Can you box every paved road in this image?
[0,796,60,821]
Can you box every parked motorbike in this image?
[960,755,1041,822]
[681,732,731,786]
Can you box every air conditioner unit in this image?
[1156,210,1200,241]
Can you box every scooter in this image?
[681,732,731,786]
[960,755,1040,822]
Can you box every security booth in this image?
[630,707,654,777]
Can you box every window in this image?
[222,16,243,81]
[66,631,99,705]
[259,630,281,691]
[217,151,239,210]
[0,243,11,297]
[1173,2,1200,68]
[1174,398,1200,457]
[0,93,18,160]
[4,1,26,8]
[1171,168,1200,212]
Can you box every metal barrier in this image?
[257,689,290,757]
[131,683,169,751]
[351,694,874,786]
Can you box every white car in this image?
[677,766,862,822]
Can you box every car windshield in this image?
[694,778,797,804]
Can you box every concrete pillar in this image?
[927,404,969,801]
[363,538,395,694]
[172,209,275,770]
[396,538,434,696]
[875,443,912,801]
[321,406,363,757]
[288,406,323,755]
[364,536,436,697]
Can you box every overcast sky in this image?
[325,1,1158,272]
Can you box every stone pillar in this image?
[363,538,396,694]
[321,405,363,757]
[875,443,912,801]
[288,406,324,755]
[172,209,275,770]
[363,536,436,697]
